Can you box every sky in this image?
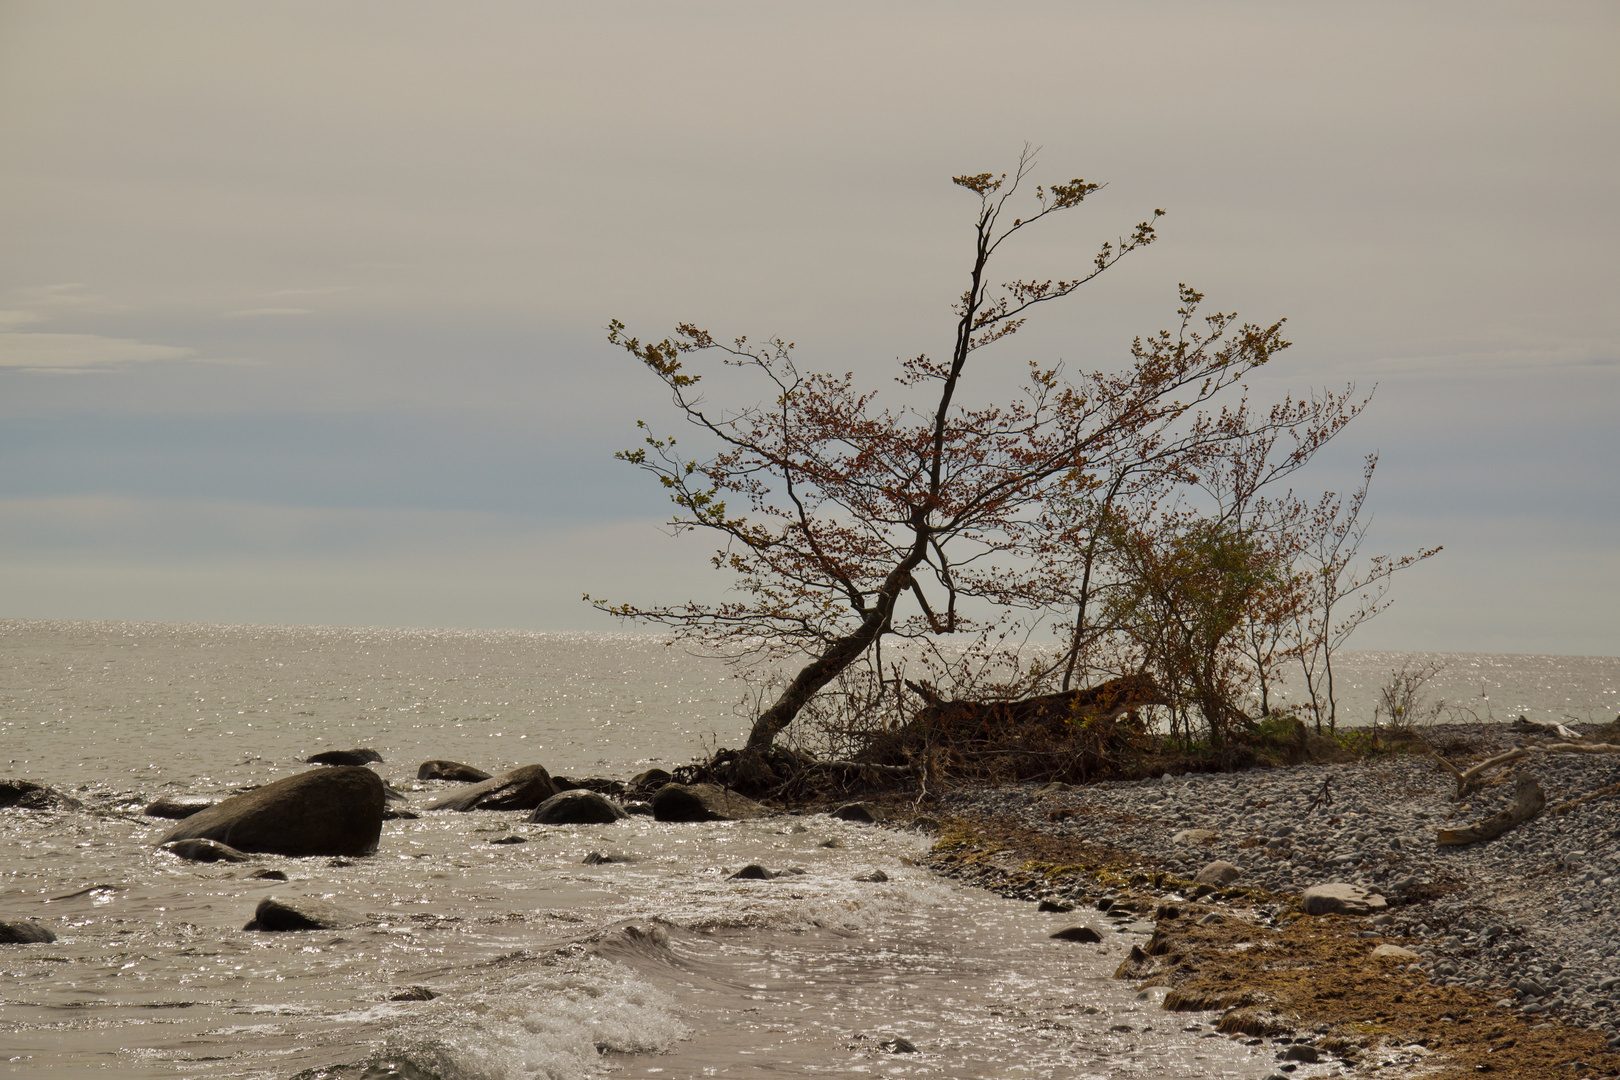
[1,1,1616,655]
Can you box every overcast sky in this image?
[1,1,1615,655]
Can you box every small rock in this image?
[1051,926,1103,943]
[160,838,251,863]
[247,868,288,881]
[830,802,884,824]
[877,1036,915,1053]
[1173,828,1218,845]
[1194,861,1243,887]
[489,835,527,845]
[1372,944,1422,962]
[0,917,57,944]
[243,896,362,932]
[1038,900,1075,913]
[307,748,383,766]
[1301,883,1387,917]
[819,838,845,848]
[623,801,654,816]
[729,864,779,880]
[416,760,491,783]
[143,795,216,819]
[389,985,437,1001]
[853,870,889,883]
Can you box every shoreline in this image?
[880,720,1620,1078]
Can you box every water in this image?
[3,619,1617,1078]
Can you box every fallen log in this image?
[1432,742,1620,800]
[1510,715,1582,740]
[1436,772,1545,846]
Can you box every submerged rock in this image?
[160,838,251,863]
[650,782,771,823]
[244,895,363,931]
[143,795,216,820]
[307,748,384,767]
[0,917,58,944]
[529,789,628,825]
[425,764,558,812]
[157,766,385,857]
[247,868,289,881]
[1051,925,1104,943]
[416,760,491,783]
[0,779,82,811]
[390,985,438,1001]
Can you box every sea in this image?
[3,618,1617,1079]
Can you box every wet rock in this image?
[243,896,362,931]
[1194,860,1243,887]
[629,767,672,791]
[143,795,215,820]
[425,764,558,812]
[552,776,629,797]
[489,835,527,845]
[0,779,82,811]
[1051,925,1104,943]
[390,985,437,1001]
[650,782,771,823]
[247,868,288,881]
[730,863,798,880]
[830,801,885,824]
[307,748,383,767]
[160,838,251,863]
[157,766,385,857]
[1282,1044,1321,1063]
[529,789,629,825]
[853,870,889,883]
[878,1036,916,1053]
[582,851,621,865]
[623,800,653,816]
[1038,899,1075,913]
[382,808,419,821]
[416,760,491,783]
[1371,943,1421,962]
[0,917,57,944]
[1302,882,1387,917]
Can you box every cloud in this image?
[0,331,196,374]
[223,307,315,317]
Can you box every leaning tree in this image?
[593,150,1354,758]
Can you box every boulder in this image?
[623,801,654,816]
[650,782,771,823]
[1194,861,1243,887]
[247,868,288,881]
[416,760,491,783]
[244,896,363,932]
[1050,925,1103,943]
[830,801,885,824]
[143,795,216,819]
[156,766,385,857]
[0,779,82,811]
[552,776,628,797]
[425,764,558,812]
[0,917,57,944]
[530,789,629,825]
[307,748,383,766]
[1302,882,1387,917]
[160,838,251,863]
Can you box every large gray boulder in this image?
[0,779,82,811]
[156,766,385,857]
[0,917,57,944]
[650,782,771,823]
[1302,882,1387,917]
[243,896,362,932]
[530,789,629,825]
[425,764,558,812]
[417,759,491,783]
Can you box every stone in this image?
[0,779,82,811]
[243,896,363,932]
[1038,899,1075,913]
[529,789,629,825]
[650,782,771,823]
[853,870,889,883]
[306,748,383,766]
[416,760,491,783]
[425,764,558,812]
[1173,828,1218,845]
[1051,925,1103,943]
[157,766,385,858]
[729,864,779,880]
[247,868,288,881]
[382,808,419,820]
[629,768,672,790]
[1282,1044,1321,1063]
[1194,861,1243,887]
[1302,882,1388,917]
[390,985,437,1001]
[878,1036,916,1054]
[0,917,57,944]
[160,838,252,863]
[143,795,215,819]
[624,801,654,816]
[489,835,526,844]
[1372,944,1422,962]
[830,801,885,824]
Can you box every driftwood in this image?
[1510,715,1582,740]
[1552,781,1620,817]
[1436,772,1546,846]
[1432,742,1620,800]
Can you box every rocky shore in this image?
[908,720,1620,1079]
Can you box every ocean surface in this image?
[3,619,1617,1079]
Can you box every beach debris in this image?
[1436,771,1545,846]
[158,766,385,857]
[416,759,491,783]
[1510,715,1582,739]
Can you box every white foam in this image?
[384,958,688,1080]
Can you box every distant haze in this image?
[1,1,1615,654]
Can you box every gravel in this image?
[930,722,1620,1042]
